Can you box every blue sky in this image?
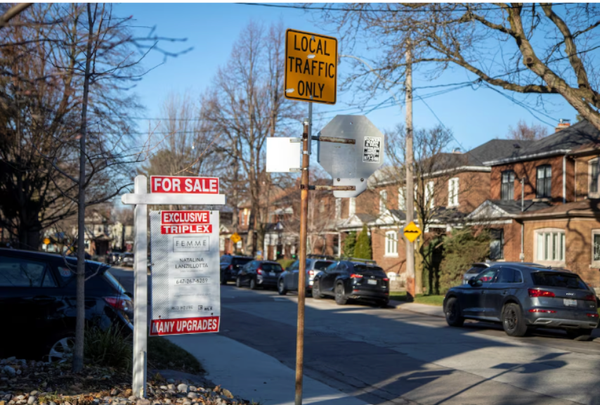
[116,3,578,153]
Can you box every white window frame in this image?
[398,187,406,211]
[589,158,600,199]
[534,228,565,265]
[335,198,341,219]
[380,190,388,214]
[448,177,459,207]
[349,198,356,216]
[425,181,434,209]
[385,231,398,257]
[241,208,248,226]
[592,230,600,267]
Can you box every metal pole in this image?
[295,121,310,405]
[133,175,148,398]
[404,40,416,301]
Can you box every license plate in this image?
[563,299,577,307]
[368,279,377,285]
[269,271,275,276]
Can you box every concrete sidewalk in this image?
[389,300,445,318]
[167,334,370,405]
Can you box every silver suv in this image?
[277,257,333,296]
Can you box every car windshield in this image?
[353,265,386,278]
[531,272,588,289]
[261,263,282,271]
[313,261,333,270]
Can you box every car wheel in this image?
[444,297,464,327]
[501,303,528,337]
[334,284,347,305]
[278,279,287,295]
[312,281,323,299]
[249,278,257,290]
[45,332,75,363]
[566,329,593,341]
[236,277,241,288]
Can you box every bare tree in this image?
[318,3,600,130]
[202,21,301,256]
[507,119,549,140]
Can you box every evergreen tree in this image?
[354,224,372,260]
[439,228,490,293]
[342,231,357,257]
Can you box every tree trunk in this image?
[73,3,94,373]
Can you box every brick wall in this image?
[523,218,600,287]
[491,156,572,203]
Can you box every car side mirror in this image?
[468,278,482,287]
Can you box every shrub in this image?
[353,224,372,260]
[342,231,356,257]
[277,258,296,270]
[84,324,132,371]
[439,228,490,293]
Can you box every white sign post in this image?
[121,175,226,398]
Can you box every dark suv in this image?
[0,249,133,361]
[312,260,389,307]
[220,255,253,284]
[236,260,283,289]
[444,263,599,340]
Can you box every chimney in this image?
[452,147,461,154]
[555,118,571,132]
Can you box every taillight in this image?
[587,313,599,318]
[257,267,263,275]
[529,308,556,313]
[308,270,315,277]
[383,278,389,282]
[350,274,363,278]
[528,289,555,298]
[584,294,596,302]
[227,264,233,271]
[104,296,131,312]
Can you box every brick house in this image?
[468,120,600,288]
[365,139,532,280]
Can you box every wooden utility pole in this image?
[295,120,310,405]
[404,40,416,300]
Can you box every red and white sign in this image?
[161,224,213,234]
[150,316,220,336]
[151,176,219,194]
[161,211,210,224]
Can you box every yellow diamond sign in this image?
[403,221,422,243]
[230,232,241,244]
[43,238,50,245]
[285,29,338,105]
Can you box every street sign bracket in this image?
[311,135,356,145]
[301,185,356,191]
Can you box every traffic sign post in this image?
[285,29,337,105]
[121,175,226,399]
[403,221,422,243]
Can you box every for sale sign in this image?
[149,210,220,336]
[150,176,219,194]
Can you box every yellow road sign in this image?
[285,29,337,105]
[403,221,422,243]
[43,238,50,245]
[230,232,241,244]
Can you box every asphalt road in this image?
[108,266,600,404]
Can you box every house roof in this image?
[484,120,600,165]
[337,213,377,230]
[467,199,553,220]
[518,200,600,219]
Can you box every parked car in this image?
[444,263,599,340]
[236,260,283,289]
[462,262,546,284]
[312,260,390,307]
[277,258,333,296]
[107,252,122,265]
[220,255,253,284]
[121,252,134,267]
[0,248,133,361]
